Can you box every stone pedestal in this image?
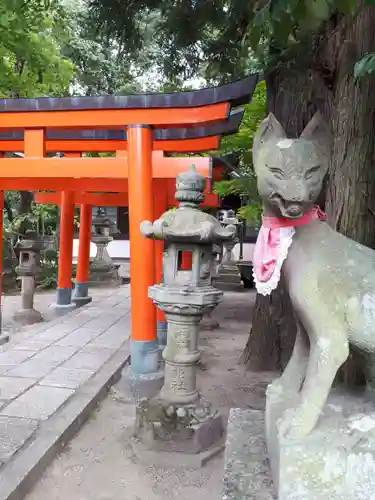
[134,287,224,455]
[13,234,44,326]
[135,396,223,454]
[223,408,275,500]
[266,388,375,500]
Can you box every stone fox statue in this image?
[253,111,375,439]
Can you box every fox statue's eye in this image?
[268,166,285,180]
[305,165,321,179]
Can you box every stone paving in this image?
[24,289,277,500]
[0,287,116,339]
[0,286,131,484]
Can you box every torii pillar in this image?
[51,153,79,315]
[126,125,161,384]
[73,202,93,307]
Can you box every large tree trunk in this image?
[242,7,375,383]
[242,66,321,371]
[326,6,375,386]
[241,28,336,371]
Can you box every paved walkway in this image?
[23,290,276,500]
[1,288,117,339]
[0,286,131,498]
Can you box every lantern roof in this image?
[140,166,237,244]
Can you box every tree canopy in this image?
[0,0,74,97]
[90,0,375,80]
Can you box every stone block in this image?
[135,397,223,454]
[54,327,104,347]
[31,345,79,365]
[89,329,127,349]
[0,377,37,400]
[40,367,95,389]
[6,359,56,379]
[34,326,71,343]
[0,350,34,366]
[223,408,275,500]
[1,385,74,420]
[84,315,123,329]
[266,389,375,500]
[13,340,52,351]
[0,416,39,463]
[61,347,115,371]
[131,436,225,469]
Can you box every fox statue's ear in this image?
[300,111,332,162]
[253,113,286,162]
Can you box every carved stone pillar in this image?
[13,232,44,325]
[135,165,236,455]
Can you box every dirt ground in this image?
[25,289,277,500]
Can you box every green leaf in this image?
[248,26,261,48]
[306,0,330,20]
[336,0,358,14]
[253,6,270,27]
[272,16,294,45]
[354,53,375,78]
[365,0,375,5]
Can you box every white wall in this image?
[72,239,254,264]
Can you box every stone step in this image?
[216,275,242,283]
[223,408,276,500]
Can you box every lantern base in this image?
[13,308,43,326]
[134,395,223,455]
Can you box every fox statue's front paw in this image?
[277,405,319,440]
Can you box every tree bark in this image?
[325,6,375,386]
[242,8,375,384]
[242,65,321,371]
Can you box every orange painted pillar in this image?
[154,180,167,350]
[73,203,92,307]
[127,125,159,375]
[55,190,75,312]
[0,155,7,344]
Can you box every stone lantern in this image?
[90,208,120,284]
[13,231,44,325]
[136,165,236,455]
[216,209,242,287]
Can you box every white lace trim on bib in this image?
[253,227,295,296]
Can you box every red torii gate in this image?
[34,173,221,334]
[0,74,258,378]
